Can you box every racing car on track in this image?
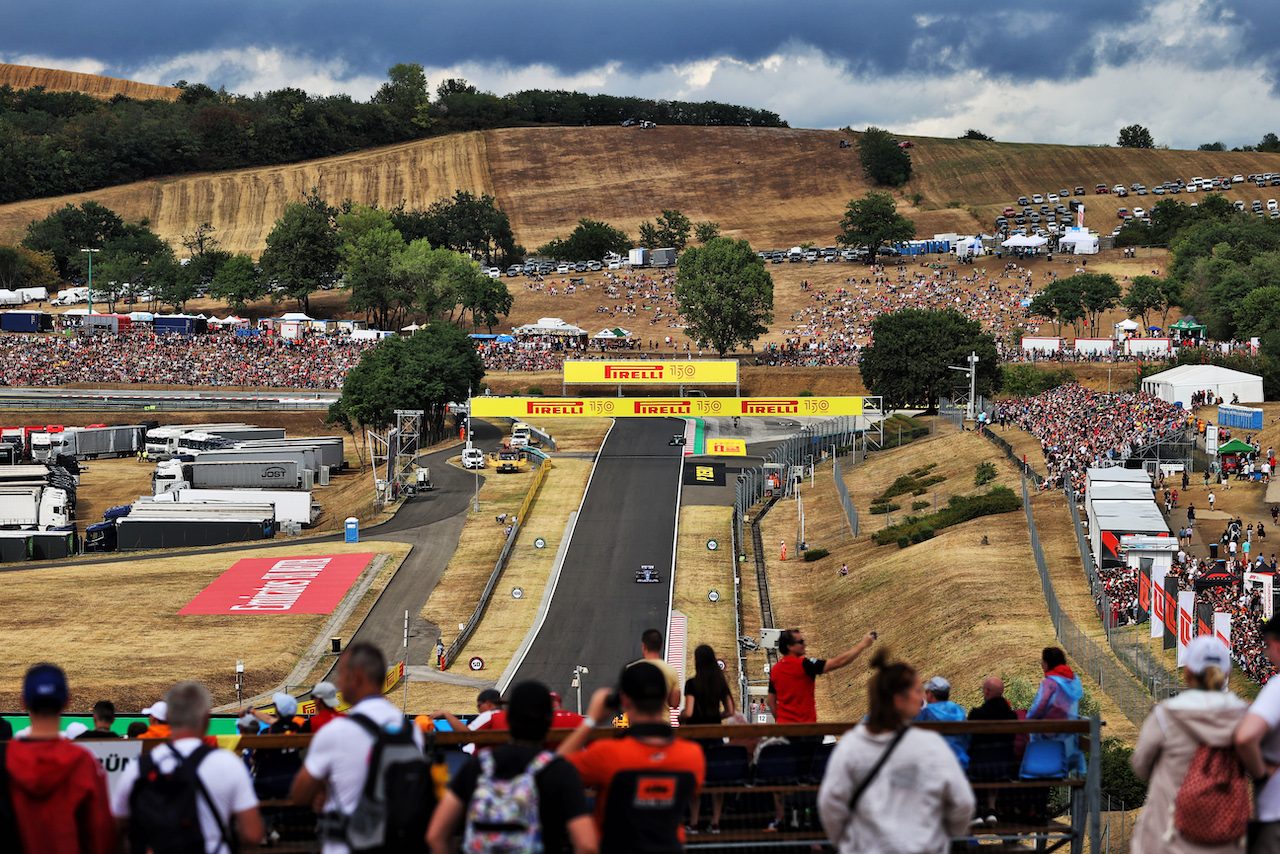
[668,434,686,446]
[635,565,660,583]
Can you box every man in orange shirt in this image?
[558,663,705,853]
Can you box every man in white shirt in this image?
[1236,615,1280,851]
[292,642,422,854]
[112,681,262,854]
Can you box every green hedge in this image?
[802,548,829,561]
[873,486,1020,545]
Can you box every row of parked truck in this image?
[0,419,351,558]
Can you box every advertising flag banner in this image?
[1151,565,1168,640]
[563,360,739,385]
[1215,611,1233,650]
[180,553,375,615]
[470,396,864,419]
[1164,575,1179,650]
[1177,591,1196,666]
[1137,568,1151,624]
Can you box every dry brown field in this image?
[0,64,180,101]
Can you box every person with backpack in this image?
[292,642,429,854]
[4,663,115,854]
[111,681,262,854]
[1131,635,1248,852]
[1235,615,1280,853]
[816,649,973,854]
[558,662,704,853]
[426,681,595,854]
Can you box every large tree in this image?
[536,218,631,261]
[836,191,916,261]
[327,321,484,443]
[1121,274,1181,331]
[856,127,912,186]
[258,193,339,313]
[673,237,774,357]
[1074,273,1122,337]
[393,242,473,322]
[859,309,1000,410]
[0,246,58,292]
[1117,124,1155,149]
[337,205,410,330]
[638,209,692,251]
[421,190,523,267]
[1029,279,1084,337]
[210,253,266,313]
[21,201,128,278]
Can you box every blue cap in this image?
[23,663,68,709]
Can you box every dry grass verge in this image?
[0,541,411,713]
[674,506,738,697]
[420,467,536,633]
[757,434,1139,742]
[440,459,593,677]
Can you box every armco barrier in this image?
[444,461,551,669]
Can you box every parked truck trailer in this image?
[148,488,320,527]
[32,424,144,461]
[116,509,275,551]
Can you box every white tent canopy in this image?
[279,312,314,322]
[513,317,587,336]
[591,327,631,339]
[1058,229,1099,255]
[1141,364,1264,407]
[1114,319,1141,332]
[1001,234,1048,249]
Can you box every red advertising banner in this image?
[180,553,375,615]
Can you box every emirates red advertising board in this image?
[180,553,375,615]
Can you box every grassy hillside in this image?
[0,64,180,101]
[3,91,1280,257]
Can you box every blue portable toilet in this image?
[345,517,359,543]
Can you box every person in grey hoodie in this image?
[818,649,973,854]
[1131,635,1248,854]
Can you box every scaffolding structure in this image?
[367,409,427,505]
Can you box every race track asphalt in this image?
[508,418,683,702]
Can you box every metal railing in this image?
[1021,473,1160,727]
[210,718,1103,854]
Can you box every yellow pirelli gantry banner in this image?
[563,360,739,384]
[470,396,864,419]
[707,438,747,456]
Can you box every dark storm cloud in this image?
[5,0,1280,99]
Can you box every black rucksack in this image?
[129,743,235,854]
[343,713,435,854]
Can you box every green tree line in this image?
[0,68,787,205]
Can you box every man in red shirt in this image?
[764,629,876,831]
[558,662,705,852]
[767,629,877,723]
[308,680,344,732]
[5,663,115,854]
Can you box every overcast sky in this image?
[5,0,1279,150]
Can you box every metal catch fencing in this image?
[1021,473,1158,728]
[976,423,1045,487]
[831,457,859,539]
[733,415,863,552]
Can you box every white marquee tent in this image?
[513,317,587,337]
[1001,234,1048,249]
[1141,364,1264,407]
[1058,229,1099,254]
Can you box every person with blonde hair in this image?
[1132,636,1247,853]
[817,649,973,853]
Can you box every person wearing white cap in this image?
[914,676,970,772]
[1131,635,1247,853]
[309,681,344,733]
[138,700,170,739]
[1236,614,1280,852]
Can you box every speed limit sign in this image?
[469,657,484,671]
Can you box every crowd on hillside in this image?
[764,263,1046,367]
[992,384,1189,493]
[0,332,374,389]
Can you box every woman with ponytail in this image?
[1131,635,1248,853]
[817,649,974,853]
